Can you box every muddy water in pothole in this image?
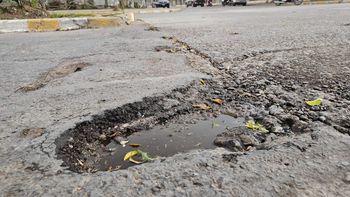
[98,115,244,170]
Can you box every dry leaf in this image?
[211,98,223,105]
[192,103,211,110]
[123,150,138,161]
[129,143,140,148]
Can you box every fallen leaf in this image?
[192,103,211,110]
[211,98,224,105]
[129,143,140,148]
[199,79,206,85]
[129,157,143,164]
[245,120,269,134]
[124,150,138,161]
[124,150,157,164]
[305,98,322,106]
[138,150,157,161]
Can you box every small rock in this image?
[344,172,350,183]
[299,115,309,121]
[99,134,107,141]
[291,120,309,133]
[319,116,326,122]
[310,131,320,141]
[152,186,161,193]
[214,127,264,151]
[163,99,180,110]
[272,126,284,134]
[269,105,284,115]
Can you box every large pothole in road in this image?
[55,92,245,173]
[97,115,243,170]
[55,36,350,173]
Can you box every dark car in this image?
[152,0,170,8]
[186,0,205,7]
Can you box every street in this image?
[1,4,350,196]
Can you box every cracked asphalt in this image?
[1,4,350,196]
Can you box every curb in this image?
[0,13,134,33]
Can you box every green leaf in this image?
[245,120,269,134]
[138,150,157,161]
[305,98,322,106]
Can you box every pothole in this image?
[55,32,350,173]
[97,115,244,171]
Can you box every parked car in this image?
[186,0,205,7]
[152,0,170,8]
[222,0,247,6]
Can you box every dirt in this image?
[16,62,90,92]
[55,26,349,173]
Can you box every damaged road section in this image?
[56,31,349,173]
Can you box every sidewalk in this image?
[0,7,183,33]
[0,13,134,33]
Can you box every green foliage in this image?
[49,12,95,18]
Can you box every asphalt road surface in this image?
[1,4,350,196]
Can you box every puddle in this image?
[97,115,244,170]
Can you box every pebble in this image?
[99,134,107,141]
[319,116,326,122]
[269,105,283,115]
[344,172,350,183]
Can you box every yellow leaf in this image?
[305,98,322,106]
[192,103,211,110]
[245,120,269,134]
[129,157,143,164]
[123,150,138,161]
[199,79,206,85]
[211,98,223,105]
